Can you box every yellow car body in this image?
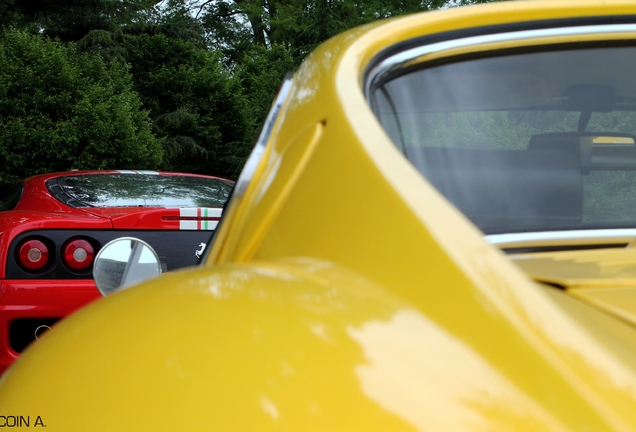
[5,1,636,430]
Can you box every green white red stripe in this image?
[179,208,223,230]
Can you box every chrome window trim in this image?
[232,77,294,199]
[366,24,636,98]
[486,229,636,248]
[199,76,294,263]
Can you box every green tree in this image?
[122,29,252,179]
[235,43,296,137]
[0,29,163,187]
[3,0,161,41]
[198,0,503,64]
[0,0,16,32]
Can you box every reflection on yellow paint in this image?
[349,309,567,431]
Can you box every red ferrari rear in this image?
[0,170,234,373]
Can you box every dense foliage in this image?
[121,31,252,176]
[0,29,162,185]
[0,0,501,187]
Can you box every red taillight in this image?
[18,240,49,270]
[63,239,95,271]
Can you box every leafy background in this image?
[0,0,499,187]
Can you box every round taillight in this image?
[63,239,95,271]
[18,240,49,270]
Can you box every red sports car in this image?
[0,170,234,373]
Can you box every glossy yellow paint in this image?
[571,286,636,329]
[5,1,636,430]
[512,248,636,288]
[512,248,636,330]
[0,260,603,431]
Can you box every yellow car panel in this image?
[512,248,636,287]
[5,1,636,431]
[0,260,630,431]
[512,248,636,330]
[571,286,636,328]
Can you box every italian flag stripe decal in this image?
[179,208,223,230]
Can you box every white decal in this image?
[196,243,207,258]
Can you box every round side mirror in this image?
[93,237,162,296]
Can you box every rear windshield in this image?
[46,174,234,208]
[370,44,636,235]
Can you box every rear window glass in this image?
[46,174,234,208]
[370,45,636,234]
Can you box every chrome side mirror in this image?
[93,237,162,296]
